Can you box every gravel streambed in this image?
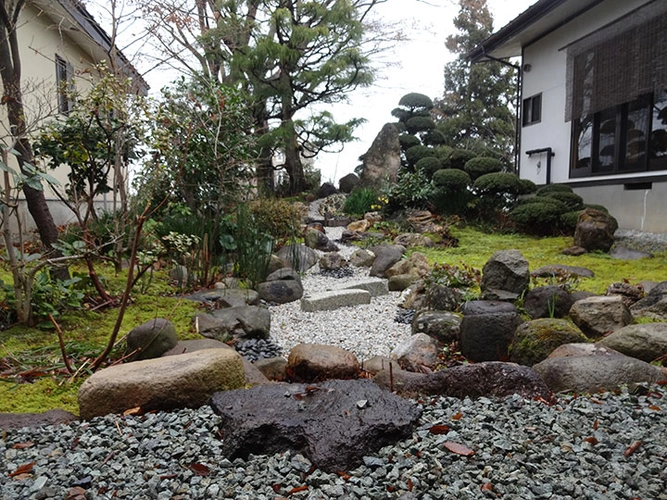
[2,386,666,499]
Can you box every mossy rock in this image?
[509,318,588,367]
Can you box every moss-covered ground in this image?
[1,225,666,414]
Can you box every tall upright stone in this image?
[359,123,401,187]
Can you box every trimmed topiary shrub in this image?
[406,116,436,135]
[518,178,538,195]
[535,183,573,196]
[423,129,447,146]
[473,172,524,196]
[398,92,434,110]
[583,203,609,213]
[449,148,477,169]
[559,210,581,234]
[405,145,437,167]
[509,201,568,236]
[415,157,443,178]
[432,168,472,190]
[391,107,410,122]
[464,157,504,180]
[399,134,421,150]
[518,195,569,214]
[542,191,584,211]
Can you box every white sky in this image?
[94,0,536,185]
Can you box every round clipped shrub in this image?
[464,157,504,180]
[435,145,453,160]
[399,134,421,150]
[432,168,471,190]
[391,107,410,122]
[535,183,573,196]
[509,201,567,235]
[423,129,447,146]
[449,148,477,169]
[518,178,538,195]
[583,203,609,213]
[398,92,434,110]
[405,145,437,167]
[518,195,568,214]
[542,191,584,211]
[560,210,581,233]
[406,116,436,135]
[473,172,523,195]
[415,157,443,178]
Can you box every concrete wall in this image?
[519,0,663,231]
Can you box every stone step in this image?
[338,279,389,297]
[301,289,372,312]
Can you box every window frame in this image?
[55,54,74,115]
[522,93,542,127]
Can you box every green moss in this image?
[0,377,83,414]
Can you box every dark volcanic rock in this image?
[209,379,422,473]
[373,362,554,402]
[0,409,78,430]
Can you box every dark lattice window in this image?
[55,55,74,115]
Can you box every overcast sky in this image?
[93,0,536,185]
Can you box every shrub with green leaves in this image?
[415,157,443,178]
[424,262,481,290]
[405,145,438,167]
[559,210,582,233]
[449,149,477,169]
[509,201,568,236]
[249,198,303,245]
[518,178,538,195]
[385,170,433,209]
[406,116,436,135]
[583,203,609,213]
[399,134,421,150]
[423,129,447,146]
[343,188,379,217]
[464,157,504,180]
[431,169,472,215]
[535,183,573,195]
[398,92,434,110]
[473,172,524,215]
[518,195,569,214]
[542,191,584,211]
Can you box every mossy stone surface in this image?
[509,318,588,367]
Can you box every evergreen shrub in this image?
[535,183,573,195]
[406,116,436,134]
[399,134,421,150]
[449,148,477,169]
[542,191,584,211]
[509,202,567,236]
[405,145,438,167]
[464,157,503,180]
[415,157,443,178]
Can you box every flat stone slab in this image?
[334,278,388,297]
[301,289,371,312]
[532,265,594,278]
[209,379,422,472]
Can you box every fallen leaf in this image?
[9,461,35,477]
[657,380,667,385]
[443,441,475,456]
[593,419,599,431]
[123,407,142,416]
[188,463,211,476]
[12,442,34,450]
[590,398,603,404]
[451,412,464,421]
[336,471,351,481]
[428,424,451,435]
[407,478,413,491]
[160,474,178,480]
[387,485,395,492]
[481,483,494,492]
[271,483,283,493]
[648,405,661,411]
[65,487,87,500]
[287,485,308,495]
[624,440,642,458]
[584,437,599,445]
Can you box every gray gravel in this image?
[614,229,667,254]
[2,386,666,499]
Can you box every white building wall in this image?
[518,0,667,231]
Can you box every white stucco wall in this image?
[517,0,667,231]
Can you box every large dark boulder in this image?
[373,362,554,402]
[195,306,271,342]
[276,244,318,273]
[523,285,573,319]
[573,208,618,253]
[126,318,178,361]
[459,301,523,362]
[257,268,304,304]
[209,379,422,473]
[480,250,530,301]
[339,173,360,194]
[317,182,339,199]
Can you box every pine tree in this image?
[435,0,517,163]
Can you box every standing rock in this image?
[287,343,360,382]
[569,295,633,337]
[126,318,178,361]
[304,228,339,252]
[411,310,461,343]
[523,285,573,319]
[598,322,667,362]
[257,268,304,304]
[573,208,618,253]
[369,244,405,278]
[276,244,318,273]
[390,333,440,373]
[459,301,523,362]
[360,123,401,187]
[209,379,422,473]
[319,252,348,271]
[508,318,588,367]
[424,284,463,312]
[480,249,530,301]
[339,173,360,193]
[386,252,431,279]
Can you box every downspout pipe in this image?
[525,147,555,185]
